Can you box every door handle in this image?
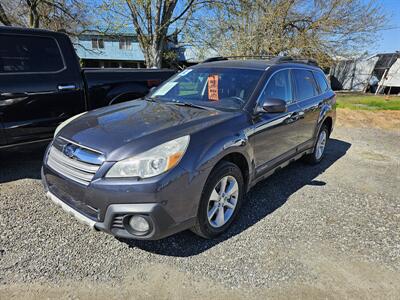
[58,84,77,91]
[288,111,305,123]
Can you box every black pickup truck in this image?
[0,26,175,149]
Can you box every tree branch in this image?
[0,2,12,25]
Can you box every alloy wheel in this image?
[315,130,327,160]
[207,175,239,228]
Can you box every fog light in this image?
[129,215,150,233]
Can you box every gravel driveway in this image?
[0,126,399,299]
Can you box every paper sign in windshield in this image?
[208,75,219,101]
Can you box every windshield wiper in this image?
[165,101,214,111]
[144,97,159,103]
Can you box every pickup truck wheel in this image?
[192,161,244,239]
[305,125,329,164]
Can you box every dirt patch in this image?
[1,256,399,300]
[336,108,400,130]
[0,264,246,300]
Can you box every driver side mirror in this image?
[257,98,287,113]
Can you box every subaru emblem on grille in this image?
[63,144,76,158]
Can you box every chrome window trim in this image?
[256,66,324,108]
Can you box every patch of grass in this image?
[335,93,400,110]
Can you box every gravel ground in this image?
[0,126,399,299]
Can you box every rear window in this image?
[0,35,64,73]
[293,69,318,100]
[314,71,330,93]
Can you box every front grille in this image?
[47,139,103,186]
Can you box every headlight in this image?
[54,112,87,137]
[106,136,190,179]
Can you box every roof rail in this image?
[275,56,319,66]
[202,55,319,66]
[202,56,228,63]
[202,55,275,63]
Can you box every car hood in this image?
[59,100,234,160]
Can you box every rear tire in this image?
[192,161,244,239]
[305,125,329,164]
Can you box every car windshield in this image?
[148,67,263,111]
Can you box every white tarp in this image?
[330,56,379,91]
[379,58,400,87]
[351,57,379,90]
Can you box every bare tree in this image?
[0,0,92,34]
[105,0,198,68]
[26,0,41,28]
[0,2,12,25]
[187,0,388,67]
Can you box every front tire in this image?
[192,161,244,239]
[305,125,329,164]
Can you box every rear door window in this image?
[314,71,330,93]
[0,35,65,73]
[293,69,318,101]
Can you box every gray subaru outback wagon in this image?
[42,56,336,240]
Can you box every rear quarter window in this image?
[314,71,330,93]
[0,34,65,73]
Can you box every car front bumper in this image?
[41,165,200,240]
